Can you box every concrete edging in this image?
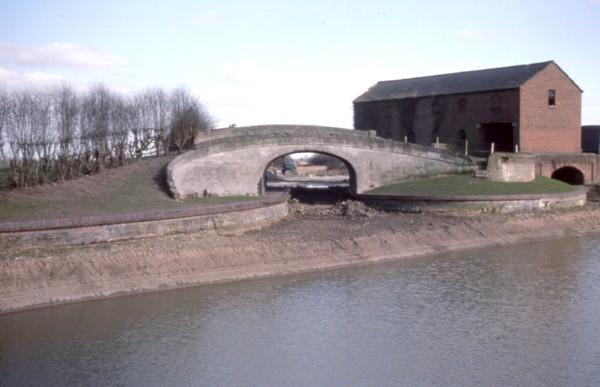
[0,191,289,233]
[0,192,290,251]
[355,188,587,212]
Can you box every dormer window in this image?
[548,89,556,106]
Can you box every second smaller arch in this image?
[551,166,584,185]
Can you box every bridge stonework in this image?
[167,125,473,199]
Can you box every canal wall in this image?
[356,188,587,213]
[3,205,600,314]
[0,192,289,251]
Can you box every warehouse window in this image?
[548,89,556,106]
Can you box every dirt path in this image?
[2,202,600,314]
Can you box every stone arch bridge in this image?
[167,125,474,199]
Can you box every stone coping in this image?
[188,125,473,166]
[0,191,289,233]
[355,187,587,202]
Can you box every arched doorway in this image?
[551,166,584,185]
[262,151,356,203]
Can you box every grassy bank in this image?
[367,175,578,196]
[0,155,255,222]
[0,169,9,190]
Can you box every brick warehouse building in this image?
[353,61,582,154]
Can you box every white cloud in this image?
[455,28,483,40]
[583,95,600,125]
[196,61,400,128]
[186,11,221,26]
[0,66,67,89]
[0,42,128,68]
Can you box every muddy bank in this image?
[3,202,600,314]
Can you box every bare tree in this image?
[108,93,133,166]
[169,87,213,153]
[51,84,80,180]
[5,89,54,186]
[31,89,55,184]
[1,84,212,188]
[80,84,113,172]
[0,87,7,161]
[129,91,157,159]
[146,88,171,156]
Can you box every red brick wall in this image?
[354,89,519,151]
[519,63,582,153]
[534,153,600,184]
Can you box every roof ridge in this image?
[376,61,553,85]
[354,61,559,103]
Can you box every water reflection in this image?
[1,237,599,386]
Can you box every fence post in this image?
[435,136,439,148]
[491,142,495,154]
[515,144,519,153]
[404,136,407,143]
[464,139,469,156]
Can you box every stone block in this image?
[487,153,536,182]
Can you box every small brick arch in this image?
[551,166,585,185]
[534,154,599,186]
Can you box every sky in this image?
[1,0,599,127]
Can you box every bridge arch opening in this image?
[262,151,357,202]
[551,166,584,185]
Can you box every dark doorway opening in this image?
[479,123,514,152]
[551,166,584,185]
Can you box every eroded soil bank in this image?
[3,201,600,314]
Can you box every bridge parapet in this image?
[195,125,471,163]
[169,125,473,199]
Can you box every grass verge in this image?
[0,155,257,222]
[366,175,578,196]
[0,168,9,190]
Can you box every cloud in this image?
[0,42,129,68]
[186,11,221,26]
[0,66,67,89]
[455,28,483,40]
[583,95,600,125]
[456,28,481,40]
[198,61,400,128]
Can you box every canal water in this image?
[1,237,600,387]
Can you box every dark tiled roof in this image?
[582,126,600,130]
[355,61,555,103]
